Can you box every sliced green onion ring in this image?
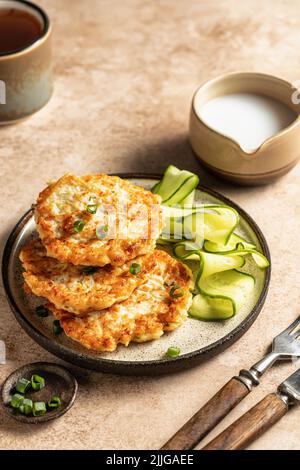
[33,401,47,416]
[129,263,141,275]
[166,346,181,358]
[31,374,45,391]
[15,378,31,394]
[86,204,97,214]
[74,220,85,233]
[48,396,61,409]
[169,284,184,299]
[20,399,33,415]
[10,393,24,409]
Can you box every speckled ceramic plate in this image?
[2,174,271,375]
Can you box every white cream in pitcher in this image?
[196,93,297,153]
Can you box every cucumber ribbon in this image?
[152,165,199,206]
[173,241,268,320]
[153,166,269,321]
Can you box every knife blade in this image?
[278,367,300,403]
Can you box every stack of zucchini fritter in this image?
[20,174,193,352]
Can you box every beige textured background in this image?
[1,0,300,450]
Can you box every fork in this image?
[161,315,300,450]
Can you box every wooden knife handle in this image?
[161,377,250,450]
[202,393,288,450]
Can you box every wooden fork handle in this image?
[161,377,250,450]
[202,393,288,450]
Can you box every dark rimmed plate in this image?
[1,174,271,375]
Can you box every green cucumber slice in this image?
[189,294,235,321]
[161,204,239,245]
[183,205,239,245]
[203,233,256,253]
[152,165,199,206]
[180,189,195,207]
[189,271,255,320]
[203,235,269,268]
[173,241,263,320]
[154,166,269,322]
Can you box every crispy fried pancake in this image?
[20,239,157,316]
[35,174,162,266]
[47,251,193,352]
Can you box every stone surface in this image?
[0,0,300,450]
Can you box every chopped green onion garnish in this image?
[19,398,33,415]
[10,393,24,409]
[129,263,141,275]
[82,266,98,275]
[15,378,31,394]
[35,305,49,317]
[74,220,85,233]
[48,396,61,409]
[19,405,24,413]
[169,284,184,298]
[31,374,45,391]
[166,347,181,358]
[96,225,108,239]
[86,204,97,214]
[33,401,47,416]
[53,319,63,335]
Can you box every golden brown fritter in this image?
[47,250,193,352]
[20,239,157,316]
[35,174,162,267]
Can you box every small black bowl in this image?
[1,362,78,423]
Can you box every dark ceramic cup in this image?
[0,0,53,124]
